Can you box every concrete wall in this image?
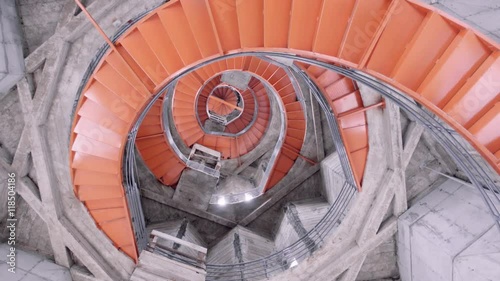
[357,236,399,281]
[207,226,274,264]
[17,0,68,54]
[0,0,25,97]
[0,243,70,281]
[321,152,345,204]
[398,179,500,281]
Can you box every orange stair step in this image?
[443,52,500,128]
[78,185,123,201]
[391,12,459,91]
[419,30,491,108]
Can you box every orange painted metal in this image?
[367,0,426,76]
[418,30,491,108]
[263,0,292,48]
[138,15,185,75]
[120,30,168,85]
[469,103,500,154]
[207,0,241,51]
[391,11,459,90]
[288,0,323,51]
[443,52,500,129]
[339,0,392,64]
[180,0,222,57]
[302,64,369,190]
[70,0,500,263]
[236,0,264,48]
[158,2,203,66]
[314,0,357,57]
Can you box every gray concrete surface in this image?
[398,179,500,281]
[0,0,25,98]
[1,1,499,281]
[0,243,71,281]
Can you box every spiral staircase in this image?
[68,0,499,280]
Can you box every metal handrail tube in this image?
[75,36,499,277]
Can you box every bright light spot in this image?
[218,197,226,206]
[244,193,253,202]
[290,259,298,268]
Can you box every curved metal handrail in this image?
[74,30,499,276]
[203,53,499,279]
[123,51,499,279]
[192,71,260,138]
[206,84,245,125]
[209,74,288,205]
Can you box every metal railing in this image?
[273,55,499,227]
[148,229,207,270]
[290,65,358,188]
[194,73,260,138]
[209,76,289,205]
[205,181,356,281]
[69,2,166,254]
[74,31,500,278]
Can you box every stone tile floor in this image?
[0,244,71,281]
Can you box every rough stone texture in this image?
[405,139,448,205]
[207,226,274,264]
[0,90,24,155]
[16,0,69,54]
[420,0,500,42]
[357,236,399,281]
[13,197,54,258]
[321,152,345,204]
[398,179,500,281]
[173,169,218,211]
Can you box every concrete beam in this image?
[357,170,396,245]
[60,217,126,281]
[15,37,74,267]
[0,144,12,170]
[319,218,398,279]
[70,265,100,281]
[10,127,31,177]
[338,256,367,281]
[273,218,398,281]
[422,132,458,174]
[402,121,424,170]
[382,101,407,216]
[33,41,70,124]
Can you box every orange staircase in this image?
[69,0,500,261]
[207,87,239,115]
[301,65,370,189]
[136,56,306,186]
[135,98,186,186]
